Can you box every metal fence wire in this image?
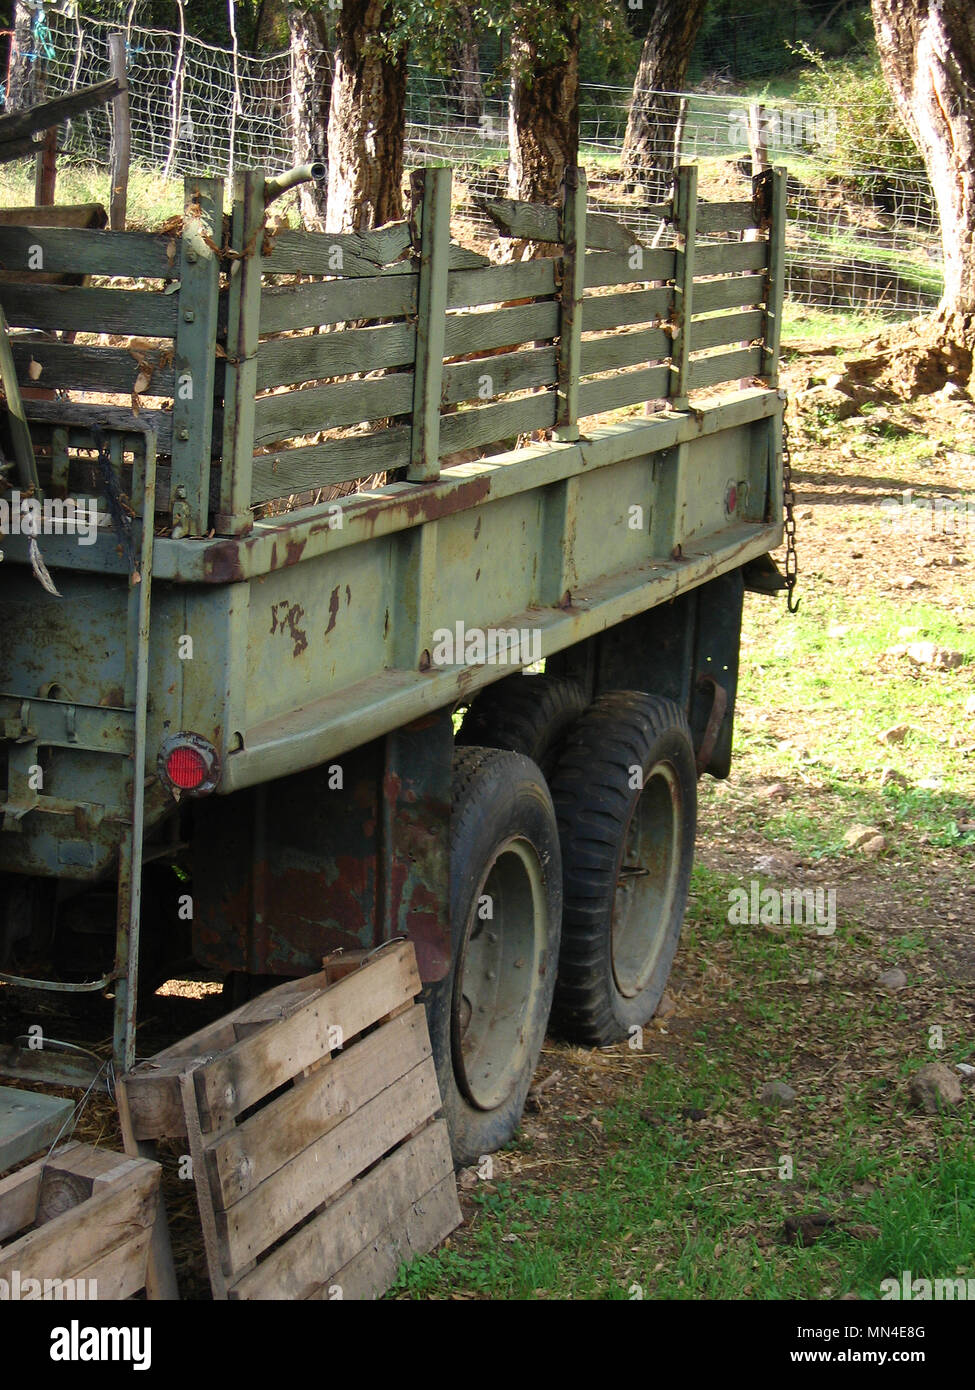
[5,6,942,318]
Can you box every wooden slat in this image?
[9,340,177,395]
[265,223,412,276]
[0,283,178,336]
[690,308,765,353]
[409,165,452,481]
[194,940,420,1130]
[305,1171,460,1300]
[0,1159,41,1240]
[445,299,559,357]
[216,1057,441,1270]
[260,274,418,334]
[439,391,556,457]
[253,372,413,446]
[583,248,676,290]
[230,1119,456,1300]
[69,1223,154,1300]
[447,258,557,309]
[443,345,557,406]
[0,226,175,279]
[689,344,764,390]
[257,319,416,390]
[23,398,172,449]
[0,78,123,151]
[0,1086,73,1173]
[554,166,587,441]
[696,200,760,233]
[581,286,673,333]
[206,1005,430,1209]
[671,165,698,408]
[577,364,671,417]
[479,195,652,254]
[250,426,411,503]
[693,239,768,277]
[580,326,671,375]
[693,272,767,314]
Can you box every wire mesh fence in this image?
[3,6,942,319]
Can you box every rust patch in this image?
[269,600,308,657]
[325,585,340,636]
[285,536,308,568]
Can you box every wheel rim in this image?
[611,762,683,998]
[452,836,549,1111]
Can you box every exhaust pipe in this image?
[264,162,327,205]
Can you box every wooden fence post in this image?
[218,169,264,535]
[108,33,130,231]
[763,167,787,388]
[553,164,587,442]
[670,163,698,409]
[170,176,223,537]
[408,165,451,483]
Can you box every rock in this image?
[894,574,920,589]
[798,969,827,985]
[903,642,964,670]
[879,723,911,744]
[908,1062,964,1114]
[681,1106,708,1122]
[844,824,885,852]
[877,967,908,991]
[939,380,968,401]
[656,991,677,1019]
[759,782,789,800]
[861,834,887,857]
[797,384,859,419]
[956,1063,975,1078]
[760,1080,796,1109]
[880,766,908,789]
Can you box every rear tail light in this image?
[158,733,220,797]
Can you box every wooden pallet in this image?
[0,1085,73,1173]
[0,1141,167,1299]
[119,940,461,1300]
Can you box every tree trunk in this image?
[288,5,331,229]
[325,0,407,233]
[449,4,482,125]
[7,1,35,113]
[621,0,707,201]
[507,9,580,205]
[871,0,975,355]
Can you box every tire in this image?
[423,747,562,1168]
[550,692,697,1045]
[456,675,588,780]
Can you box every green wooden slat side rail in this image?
[0,226,176,278]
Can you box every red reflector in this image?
[165,745,208,790]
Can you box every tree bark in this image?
[288,4,331,229]
[621,0,707,201]
[7,1,35,113]
[507,8,580,205]
[449,4,483,125]
[871,0,975,350]
[325,0,407,233]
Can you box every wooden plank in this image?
[693,272,767,314]
[763,167,787,386]
[0,203,107,230]
[577,364,671,417]
[219,169,264,535]
[0,78,124,148]
[584,247,676,290]
[194,940,420,1130]
[696,200,759,234]
[0,1155,159,1285]
[479,195,560,243]
[446,258,557,309]
[581,286,672,333]
[580,326,671,375]
[409,165,452,482]
[443,345,557,406]
[444,300,559,356]
[689,345,764,390]
[250,427,411,502]
[690,308,765,353]
[260,274,417,334]
[206,1005,430,1209]
[216,1057,441,1271]
[554,165,586,441]
[693,239,768,277]
[170,175,223,535]
[69,1223,153,1300]
[0,226,172,280]
[254,372,413,447]
[0,283,178,336]
[0,303,40,493]
[265,223,412,276]
[108,33,130,231]
[0,1162,41,1241]
[22,399,171,449]
[439,391,556,458]
[9,339,176,395]
[231,1121,457,1300]
[257,319,416,391]
[305,1170,460,1300]
[671,164,698,409]
[448,245,491,270]
[115,1083,180,1300]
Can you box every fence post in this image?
[553,164,587,443]
[748,103,769,176]
[218,169,264,535]
[108,33,130,230]
[763,167,787,388]
[170,175,223,537]
[407,165,451,483]
[670,163,698,409]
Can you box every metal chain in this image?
[781,395,800,614]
